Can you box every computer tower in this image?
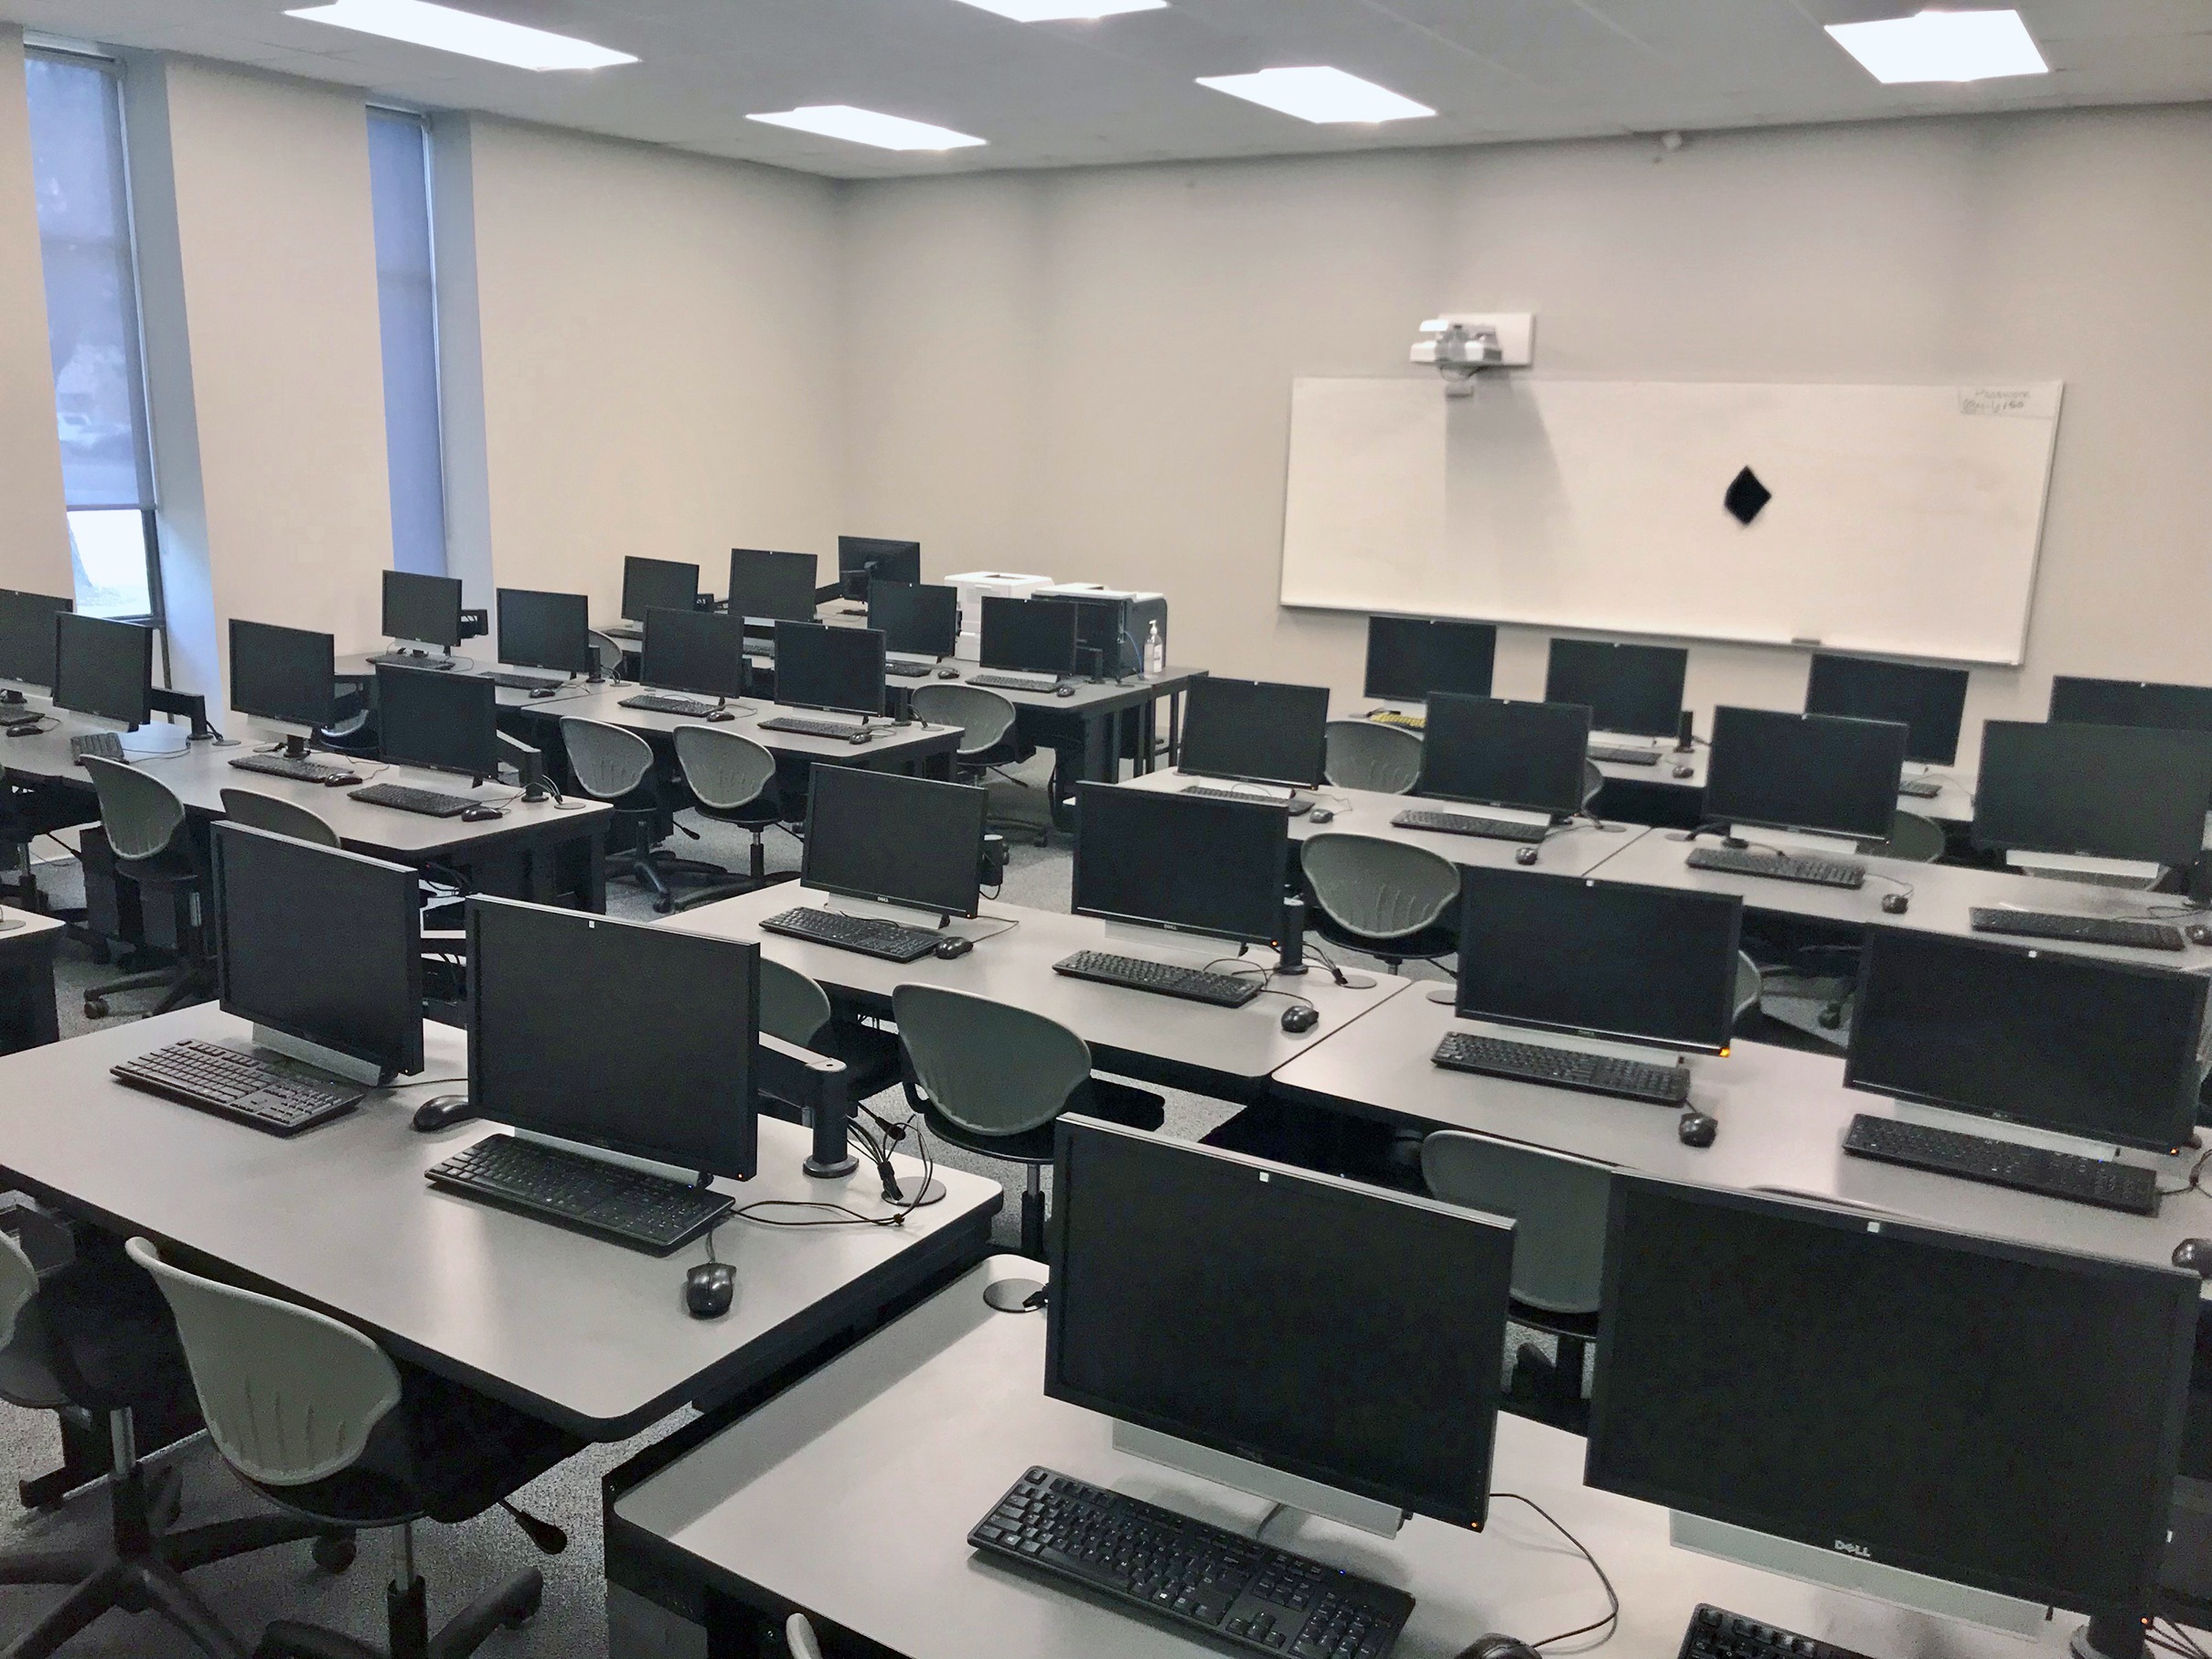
[1036,584,1168,678]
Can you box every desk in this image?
[0,1004,1001,1439]
[0,905,60,1053]
[524,684,963,778]
[607,1255,2085,1659]
[334,651,604,711]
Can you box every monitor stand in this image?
[1113,1420,1405,1540]
[2004,849,2163,891]
[512,1127,700,1186]
[117,723,189,760]
[251,1024,391,1088]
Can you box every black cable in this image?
[2158,1147,2212,1201]
[1489,1493,1619,1651]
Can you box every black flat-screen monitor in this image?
[868,582,959,660]
[804,766,987,918]
[1456,866,1742,1054]
[1048,1118,1512,1530]
[728,549,818,625]
[641,608,749,701]
[1417,694,1589,818]
[838,536,921,601]
[1846,926,2207,1155]
[1586,1176,2196,1615]
[1073,782,1286,948]
[496,588,590,676]
[2049,676,2212,735]
[1363,615,1497,704]
[1544,638,1687,739]
[52,613,152,727]
[376,664,499,779]
[1973,720,2212,867]
[772,622,883,718]
[621,557,700,625]
[466,897,757,1182]
[381,570,462,649]
[0,589,70,688]
[1179,678,1330,790]
[1805,653,1970,766]
[213,823,422,1080]
[979,596,1079,679]
[1704,706,1906,841]
[229,619,335,731]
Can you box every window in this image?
[23,49,161,621]
[368,108,447,578]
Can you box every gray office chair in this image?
[1299,832,1460,973]
[1583,759,1603,810]
[668,724,790,909]
[1733,948,1764,1033]
[1420,1131,1611,1430]
[559,717,728,913]
[586,630,626,681]
[126,1237,578,1659]
[1322,721,1421,795]
[80,755,216,1020]
[892,984,1164,1258]
[1857,808,1943,863]
[785,1614,826,1659]
[759,959,903,1112]
[911,683,1048,848]
[217,787,341,848]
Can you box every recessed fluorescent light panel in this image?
[1195,67,1434,124]
[747,105,988,152]
[1826,9,2048,83]
[284,0,636,70]
[956,0,1167,17]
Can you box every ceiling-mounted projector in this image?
[1410,313,1536,396]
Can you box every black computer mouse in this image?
[1053,684,1077,698]
[685,1261,737,1319]
[1672,764,1695,779]
[0,689,22,705]
[2175,1239,2212,1278]
[705,707,736,722]
[1514,846,1539,866]
[936,667,961,679]
[1280,1005,1320,1034]
[1458,1637,1540,1659]
[2190,925,2212,947]
[411,1095,476,1132]
[1678,1109,1719,1148]
[1308,808,1335,825]
[460,806,504,821]
[528,687,557,700]
[935,936,974,960]
[321,771,362,786]
[1880,893,1909,915]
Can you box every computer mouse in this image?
[1280,1005,1320,1034]
[0,689,21,705]
[321,772,362,786]
[1880,893,1909,915]
[1053,684,1077,698]
[528,686,557,700]
[1458,1638,1540,1659]
[1308,808,1335,825]
[705,707,736,722]
[2175,1239,2212,1278]
[460,806,504,822]
[936,667,960,680]
[1514,846,1539,866]
[847,730,873,744]
[411,1095,476,1132]
[2190,925,2212,947]
[1678,1109,1718,1149]
[934,936,974,960]
[1672,764,1695,779]
[685,1261,737,1319]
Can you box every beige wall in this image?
[0,27,72,596]
[839,106,2212,756]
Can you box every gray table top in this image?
[0,905,65,942]
[538,684,963,765]
[616,1256,2085,1658]
[661,887,1411,1086]
[333,651,606,710]
[0,1005,1001,1437]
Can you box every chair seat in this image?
[1308,910,1458,965]
[922,1078,1165,1166]
[828,1016,907,1103]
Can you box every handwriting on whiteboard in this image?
[1959,385,2059,419]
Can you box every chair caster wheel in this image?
[83,997,109,1020]
[1817,1004,1843,1030]
[311,1533,356,1573]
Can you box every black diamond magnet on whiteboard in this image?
[1725,467,1772,526]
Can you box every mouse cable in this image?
[2158,1146,2212,1201]
[2151,1625,2208,1659]
[377,1076,466,1093]
[1489,1492,1619,1651]
[960,915,1022,944]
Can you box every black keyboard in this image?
[620,692,720,718]
[112,1040,362,1136]
[1181,784,1314,819]
[1842,1113,2160,1215]
[758,716,872,742]
[426,1133,732,1254]
[968,673,1060,694]
[1433,1030,1691,1105]
[969,1468,1411,1659]
[1687,845,1865,890]
[368,652,454,670]
[1968,906,2185,952]
[1897,776,1942,799]
[884,660,939,679]
[482,671,566,691]
[762,906,941,962]
[1681,1605,1878,1659]
[1391,808,1548,844]
[1589,744,1662,766]
[348,782,479,819]
[1052,950,1261,1008]
[69,733,124,765]
[230,753,358,784]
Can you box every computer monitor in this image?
[641,608,749,702]
[466,896,758,1182]
[381,569,463,650]
[803,765,987,918]
[1973,720,2212,867]
[376,664,500,779]
[1845,926,2206,1155]
[1072,782,1287,948]
[1416,693,1590,818]
[621,557,700,625]
[1363,615,1498,703]
[0,589,70,688]
[1179,677,1330,791]
[728,549,818,625]
[1586,1175,2196,1620]
[1455,866,1741,1054]
[979,595,1079,679]
[867,581,959,660]
[52,612,152,728]
[229,619,335,737]
[2049,676,2212,735]
[212,823,423,1083]
[1704,706,1907,841]
[837,536,921,601]
[496,588,591,676]
[772,621,884,718]
[1063,594,1135,680]
[1047,1118,1512,1531]
[1543,638,1687,739]
[1805,653,1970,767]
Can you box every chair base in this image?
[607,850,734,915]
[670,868,797,913]
[82,961,215,1022]
[258,1567,541,1659]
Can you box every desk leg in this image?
[581,824,607,913]
[1138,697,1159,776]
[1167,689,1184,767]
[0,937,59,1054]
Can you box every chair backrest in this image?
[1300,832,1459,940]
[0,1233,37,1354]
[560,717,655,802]
[587,631,625,679]
[1419,1132,1612,1315]
[1583,759,1603,808]
[83,755,187,863]
[910,684,1017,757]
[1322,721,1422,795]
[786,1614,826,1659]
[1733,949,1762,1027]
[126,1237,403,1487]
[892,983,1089,1138]
[1861,809,1943,863]
[218,787,341,848]
[760,958,832,1051]
[672,724,776,814]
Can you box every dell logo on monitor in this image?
[1833,1539,1874,1560]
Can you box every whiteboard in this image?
[1279,376,2064,666]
